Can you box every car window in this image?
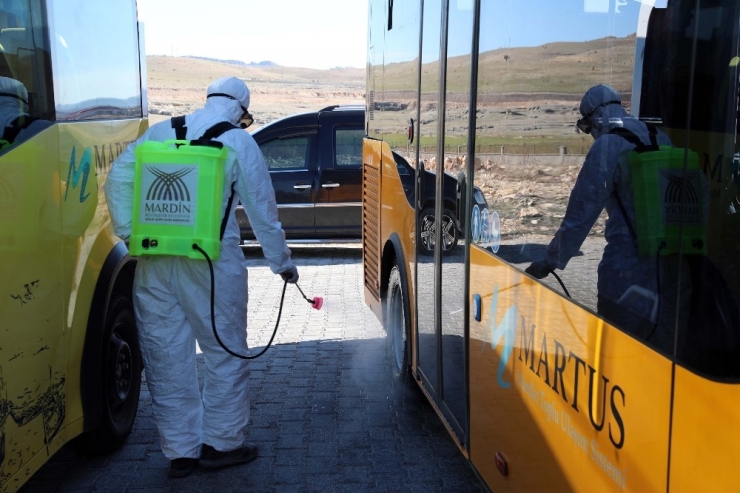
[334,127,363,169]
[260,135,311,171]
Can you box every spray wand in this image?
[295,284,323,310]
[193,243,323,360]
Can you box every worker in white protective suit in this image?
[525,84,688,353]
[0,76,51,148]
[105,76,299,478]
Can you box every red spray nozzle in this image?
[311,297,323,310]
[295,284,323,311]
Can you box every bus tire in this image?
[70,295,142,454]
[418,207,459,255]
[386,261,410,377]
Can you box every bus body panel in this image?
[0,118,146,493]
[468,245,671,491]
[363,137,419,364]
[362,137,384,319]
[59,119,145,426]
[669,370,740,491]
[1,127,65,491]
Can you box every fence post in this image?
[559,145,566,164]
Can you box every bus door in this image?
[414,0,469,446]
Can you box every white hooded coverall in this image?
[105,77,294,459]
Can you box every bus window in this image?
[0,0,52,150]
[473,0,637,313]
[48,0,142,120]
[368,0,420,166]
[470,1,696,352]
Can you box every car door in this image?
[314,111,364,237]
[256,130,317,237]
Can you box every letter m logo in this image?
[482,285,517,389]
[65,147,92,203]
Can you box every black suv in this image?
[237,105,364,240]
[237,105,486,253]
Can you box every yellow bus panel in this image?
[469,245,672,492]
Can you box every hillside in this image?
[146,56,365,127]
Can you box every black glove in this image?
[525,260,552,280]
[280,265,299,284]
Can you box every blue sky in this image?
[137,0,369,69]
[137,0,649,69]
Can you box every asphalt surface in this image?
[20,244,485,493]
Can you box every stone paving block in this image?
[20,245,484,493]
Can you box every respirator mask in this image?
[207,92,254,129]
[576,100,621,134]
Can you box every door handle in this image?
[321,183,340,188]
[293,184,311,190]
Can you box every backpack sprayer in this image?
[129,119,322,359]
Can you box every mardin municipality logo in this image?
[146,167,193,201]
[141,165,197,225]
[661,169,701,225]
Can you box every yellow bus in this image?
[363,0,740,491]
[0,1,146,491]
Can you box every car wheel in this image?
[70,295,142,454]
[385,261,410,377]
[418,207,459,255]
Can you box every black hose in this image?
[193,243,286,360]
[550,270,571,298]
[645,242,665,342]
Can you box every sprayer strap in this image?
[202,121,239,140]
[171,115,187,140]
[220,182,236,241]
[170,117,239,240]
[609,124,659,152]
[609,123,661,242]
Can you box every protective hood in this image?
[205,76,250,125]
[0,76,28,132]
[579,84,627,139]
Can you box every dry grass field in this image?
[147,37,633,241]
[146,56,365,129]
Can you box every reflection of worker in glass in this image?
[0,76,49,149]
[525,84,679,346]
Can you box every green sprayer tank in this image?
[629,146,706,256]
[130,140,227,260]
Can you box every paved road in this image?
[21,244,484,493]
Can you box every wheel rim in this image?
[440,214,457,251]
[108,330,133,416]
[390,284,406,372]
[420,213,435,252]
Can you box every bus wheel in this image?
[71,295,142,454]
[386,261,410,377]
[418,207,458,255]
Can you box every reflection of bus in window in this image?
[0,1,146,491]
[363,0,740,491]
